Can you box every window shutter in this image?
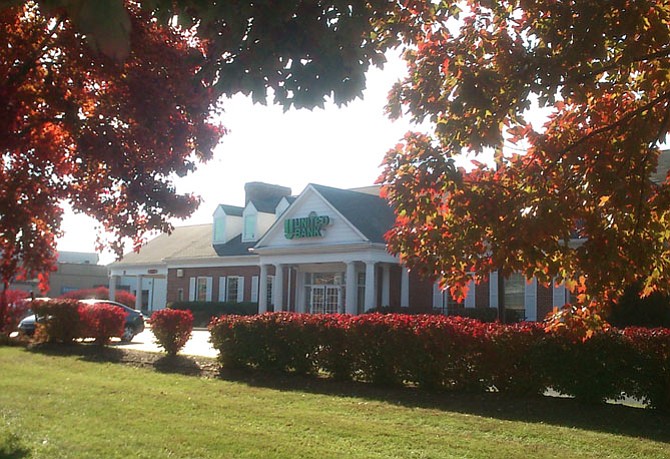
[188,277,196,301]
[237,277,245,303]
[205,277,213,302]
[251,276,259,303]
[218,277,227,302]
[464,279,476,308]
[524,277,537,321]
[432,282,441,309]
[489,271,499,309]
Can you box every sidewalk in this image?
[119,328,218,358]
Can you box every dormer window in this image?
[243,212,257,241]
[213,216,225,243]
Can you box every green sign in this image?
[284,211,331,239]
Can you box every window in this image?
[226,276,244,303]
[190,277,212,302]
[213,216,225,242]
[304,272,343,314]
[504,273,526,320]
[178,288,184,302]
[243,213,257,241]
[266,275,274,306]
[196,278,208,302]
[433,283,463,315]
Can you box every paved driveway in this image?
[118,328,218,358]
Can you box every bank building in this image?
[109,182,567,320]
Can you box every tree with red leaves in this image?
[0,0,412,301]
[379,1,670,314]
[1,2,223,297]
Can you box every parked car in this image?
[17,299,145,342]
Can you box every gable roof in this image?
[213,234,256,256]
[216,204,244,217]
[252,196,287,214]
[110,224,215,266]
[310,184,396,243]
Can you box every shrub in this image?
[209,312,670,410]
[32,299,82,344]
[60,287,137,309]
[446,307,499,323]
[607,283,670,328]
[170,301,257,327]
[79,303,127,345]
[0,290,30,339]
[150,309,194,356]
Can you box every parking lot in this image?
[120,328,218,358]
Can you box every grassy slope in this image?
[0,346,668,459]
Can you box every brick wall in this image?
[167,266,261,304]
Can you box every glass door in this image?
[309,285,341,313]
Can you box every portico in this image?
[252,183,406,315]
[255,246,408,314]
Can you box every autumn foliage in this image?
[59,287,136,309]
[379,1,670,314]
[0,2,223,292]
[0,0,409,293]
[149,309,193,356]
[31,298,127,344]
[0,289,30,339]
[209,312,670,410]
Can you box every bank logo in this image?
[284,211,331,239]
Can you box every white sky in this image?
[56,52,426,264]
[56,47,555,266]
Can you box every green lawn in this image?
[1,346,669,459]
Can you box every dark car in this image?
[17,299,145,342]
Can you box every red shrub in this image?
[59,287,136,308]
[32,299,82,344]
[209,312,670,410]
[0,290,30,337]
[79,303,126,345]
[150,309,193,356]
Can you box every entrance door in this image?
[310,285,341,314]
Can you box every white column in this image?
[489,271,499,309]
[135,275,143,311]
[345,261,357,314]
[273,264,284,312]
[400,267,410,307]
[381,264,390,307]
[108,275,118,301]
[364,262,376,312]
[259,264,268,313]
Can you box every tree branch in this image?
[566,46,670,86]
[558,90,670,157]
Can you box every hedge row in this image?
[209,313,670,410]
[169,301,257,327]
[365,306,519,323]
[32,299,126,345]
